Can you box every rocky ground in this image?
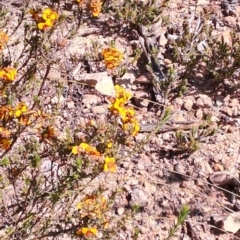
[1,0,240,239]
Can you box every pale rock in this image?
[224,16,237,27]
[134,91,151,108]
[196,108,203,119]
[129,188,149,207]
[218,30,232,47]
[159,32,168,47]
[175,98,184,105]
[82,94,101,106]
[117,71,136,84]
[235,6,240,18]
[183,99,193,111]
[51,95,65,105]
[117,207,125,215]
[66,100,75,109]
[126,179,139,185]
[210,116,219,122]
[196,94,213,108]
[137,163,145,170]
[91,105,106,114]
[229,98,239,107]
[144,181,156,193]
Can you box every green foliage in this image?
[165,205,190,240]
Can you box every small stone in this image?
[183,99,193,111]
[196,108,203,119]
[66,100,75,109]
[117,207,125,215]
[91,106,106,114]
[229,98,239,107]
[51,95,65,105]
[117,71,136,84]
[137,163,145,170]
[129,188,149,208]
[82,94,101,106]
[196,94,213,108]
[134,92,150,108]
[126,179,139,185]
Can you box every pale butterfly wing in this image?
[95,76,116,97]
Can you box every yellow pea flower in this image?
[77,227,97,237]
[104,157,116,172]
[102,47,123,69]
[89,0,102,17]
[0,67,17,83]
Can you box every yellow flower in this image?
[77,196,96,210]
[106,141,113,148]
[114,85,132,103]
[15,102,28,117]
[132,120,140,136]
[77,227,97,237]
[0,67,17,83]
[123,119,140,136]
[0,32,8,50]
[104,156,116,172]
[109,98,124,114]
[89,0,102,17]
[72,143,101,156]
[77,195,107,219]
[37,8,58,30]
[102,47,123,69]
[14,102,34,125]
[120,106,135,123]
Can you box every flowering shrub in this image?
[103,156,116,172]
[89,0,103,17]
[109,85,140,136]
[102,47,124,69]
[30,8,58,30]
[76,227,98,237]
[76,0,102,16]
[72,142,101,156]
[0,67,17,83]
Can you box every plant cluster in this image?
[2,0,237,239]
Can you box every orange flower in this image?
[0,138,11,150]
[104,156,116,172]
[0,67,17,83]
[14,102,36,125]
[0,105,14,122]
[0,32,8,50]
[77,227,97,237]
[120,106,135,123]
[102,47,123,69]
[72,143,101,156]
[89,0,102,17]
